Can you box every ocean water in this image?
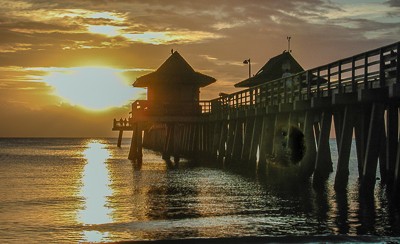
[0,138,399,243]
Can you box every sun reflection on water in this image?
[78,140,113,242]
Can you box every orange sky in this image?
[0,0,399,137]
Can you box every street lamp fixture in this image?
[243,58,251,78]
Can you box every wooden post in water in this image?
[386,105,399,186]
[354,107,370,177]
[137,124,143,164]
[258,114,275,173]
[379,122,387,184]
[225,118,237,164]
[361,103,385,193]
[241,113,255,164]
[301,110,317,178]
[394,134,400,195]
[211,121,222,161]
[232,118,244,164]
[334,106,354,191]
[249,115,263,169]
[314,110,333,183]
[184,124,190,154]
[128,123,138,161]
[333,109,343,151]
[217,120,228,165]
[162,123,175,161]
[128,123,143,164]
[117,130,123,148]
[173,124,181,164]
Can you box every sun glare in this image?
[79,140,113,241]
[43,67,145,111]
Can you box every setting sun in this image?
[42,67,146,111]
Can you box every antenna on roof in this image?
[287,36,292,53]
[171,49,174,54]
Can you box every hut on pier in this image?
[235,51,304,88]
[124,51,216,164]
[133,51,216,117]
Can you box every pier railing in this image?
[112,118,132,130]
[201,41,399,114]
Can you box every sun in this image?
[43,67,146,111]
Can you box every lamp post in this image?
[243,58,251,78]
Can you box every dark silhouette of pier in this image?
[113,41,399,196]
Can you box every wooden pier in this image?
[113,42,399,195]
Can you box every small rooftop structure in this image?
[133,51,216,116]
[235,51,304,88]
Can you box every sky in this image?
[0,0,399,137]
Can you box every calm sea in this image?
[0,138,399,243]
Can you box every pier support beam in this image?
[249,116,263,169]
[241,116,255,163]
[211,121,222,161]
[259,114,276,168]
[232,119,244,164]
[354,107,370,178]
[335,106,354,191]
[162,123,175,161]
[217,121,228,165]
[258,115,276,173]
[128,123,143,165]
[360,103,385,193]
[394,134,400,195]
[225,119,237,164]
[386,105,399,186]
[314,110,333,183]
[300,111,317,178]
[117,130,123,148]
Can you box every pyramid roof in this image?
[134,51,216,88]
[235,52,304,87]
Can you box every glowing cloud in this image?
[88,25,122,36]
[123,31,223,45]
[88,12,125,22]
